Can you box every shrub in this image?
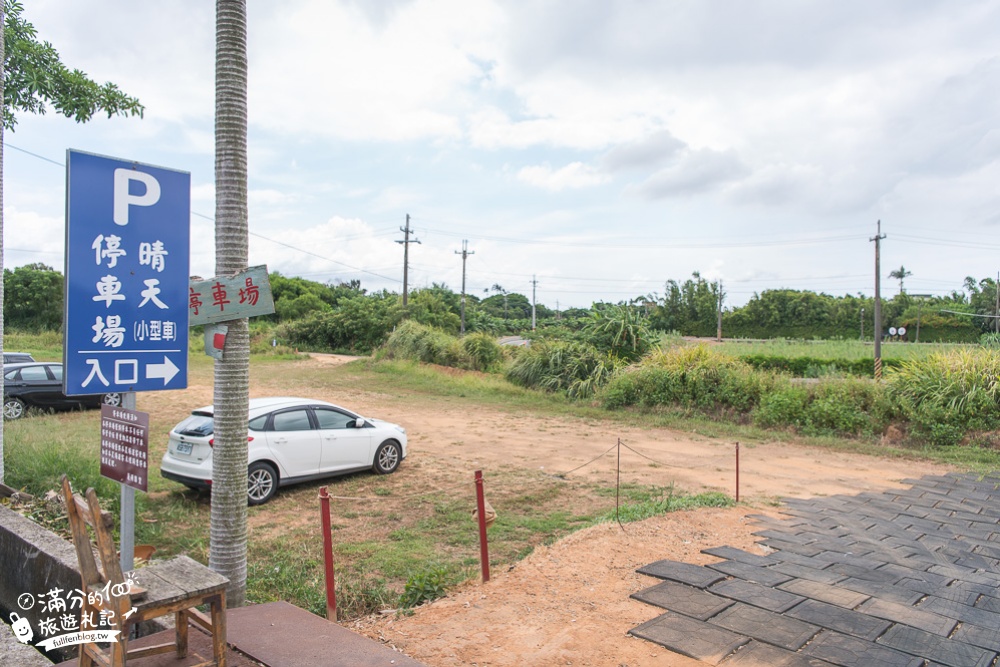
[381,320,465,367]
[505,341,619,398]
[800,378,889,437]
[980,332,1000,349]
[282,293,401,353]
[601,345,776,412]
[740,354,903,378]
[583,304,655,361]
[753,384,810,429]
[460,332,503,372]
[399,565,451,609]
[886,349,1000,446]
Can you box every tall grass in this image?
[505,341,620,398]
[886,349,1000,446]
[714,338,969,361]
[379,320,505,371]
[380,320,465,366]
[601,345,776,412]
[5,330,64,360]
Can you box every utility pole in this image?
[531,275,538,330]
[870,220,886,379]
[716,280,724,342]
[395,214,420,306]
[454,240,474,334]
[860,307,864,341]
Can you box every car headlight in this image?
[393,425,406,435]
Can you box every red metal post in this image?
[735,442,740,503]
[318,486,337,620]
[475,470,490,583]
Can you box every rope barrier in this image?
[319,436,733,502]
[552,441,620,477]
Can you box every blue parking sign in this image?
[64,150,190,395]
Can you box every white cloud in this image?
[517,162,610,191]
[631,149,748,199]
[248,0,503,142]
[10,0,1000,307]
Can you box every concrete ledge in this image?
[0,504,169,663]
[0,617,53,666]
[0,504,81,663]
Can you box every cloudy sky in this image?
[6,0,1000,309]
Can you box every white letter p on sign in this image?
[113,169,161,226]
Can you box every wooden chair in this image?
[61,475,229,667]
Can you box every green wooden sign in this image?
[188,265,275,326]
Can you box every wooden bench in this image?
[61,475,228,667]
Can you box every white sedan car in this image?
[160,397,407,505]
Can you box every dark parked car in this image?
[3,362,121,420]
[3,352,35,364]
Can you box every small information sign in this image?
[100,404,150,492]
[188,265,275,326]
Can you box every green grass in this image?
[708,338,972,361]
[5,330,64,361]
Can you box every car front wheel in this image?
[247,462,278,505]
[103,393,122,406]
[3,398,25,420]
[372,441,401,475]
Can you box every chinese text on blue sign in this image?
[64,150,190,395]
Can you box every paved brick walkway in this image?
[630,473,1000,666]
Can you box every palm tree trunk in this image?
[0,3,6,485]
[210,0,249,607]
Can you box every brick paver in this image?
[629,473,1000,666]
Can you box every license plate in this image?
[176,442,193,455]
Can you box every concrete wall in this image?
[0,618,53,667]
[0,504,79,663]
[0,504,168,664]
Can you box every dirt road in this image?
[285,355,954,666]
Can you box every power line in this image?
[418,224,862,250]
[4,142,64,167]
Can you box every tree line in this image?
[9,263,996,346]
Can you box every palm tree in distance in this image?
[486,283,509,318]
[889,265,912,295]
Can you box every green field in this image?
[702,338,971,361]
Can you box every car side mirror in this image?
[354,417,366,428]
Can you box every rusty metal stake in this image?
[318,486,337,620]
[475,470,490,583]
[735,442,740,503]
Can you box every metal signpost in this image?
[64,150,190,572]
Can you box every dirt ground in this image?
[148,354,955,666]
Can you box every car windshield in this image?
[176,413,214,437]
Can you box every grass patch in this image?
[595,485,735,524]
[711,338,972,362]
